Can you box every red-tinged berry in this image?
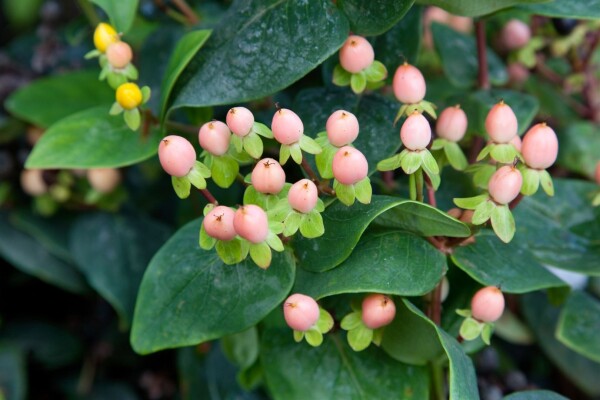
[361,294,396,329]
[288,179,318,213]
[332,146,368,185]
[595,161,600,185]
[158,135,197,177]
[401,112,432,150]
[339,35,374,74]
[251,158,286,194]
[88,168,121,193]
[106,41,132,69]
[488,166,522,204]
[326,110,359,147]
[203,206,236,241]
[471,286,505,323]
[283,293,320,332]
[436,105,467,142]
[20,169,47,196]
[507,63,529,84]
[485,101,518,144]
[226,107,254,137]
[234,204,269,244]
[521,123,558,170]
[199,121,231,156]
[393,63,426,104]
[501,19,531,51]
[272,108,304,145]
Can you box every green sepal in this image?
[231,134,243,153]
[315,141,337,179]
[123,108,141,131]
[187,161,211,190]
[211,154,239,188]
[141,86,151,104]
[347,324,373,352]
[316,308,334,334]
[253,122,273,139]
[420,150,440,188]
[453,194,489,210]
[299,135,322,155]
[372,328,384,346]
[333,180,355,206]
[279,144,291,165]
[490,204,515,243]
[350,71,367,94]
[299,209,324,238]
[203,203,215,216]
[455,309,472,318]
[520,167,540,196]
[539,169,554,196]
[243,185,285,210]
[304,328,323,347]
[341,311,363,331]
[490,143,522,164]
[199,224,217,250]
[354,177,372,205]
[265,231,284,252]
[243,131,263,159]
[249,242,272,269]
[444,141,468,171]
[315,198,325,213]
[216,238,249,265]
[364,60,387,82]
[592,191,600,207]
[283,211,302,237]
[109,102,124,115]
[268,198,293,222]
[394,104,409,126]
[123,63,139,80]
[476,143,494,162]
[171,176,191,199]
[409,173,417,201]
[332,64,351,87]
[468,163,496,189]
[99,65,110,81]
[293,330,304,343]
[268,218,285,235]
[377,153,402,172]
[419,100,437,119]
[481,323,493,345]
[460,317,483,341]
[84,49,102,59]
[471,199,495,225]
[401,150,423,175]
[106,71,127,89]
[289,143,303,164]
[431,138,446,151]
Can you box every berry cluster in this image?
[333,35,388,94]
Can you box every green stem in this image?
[429,361,445,400]
[415,168,424,203]
[409,173,416,200]
[78,0,100,26]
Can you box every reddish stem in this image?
[424,175,437,208]
[200,189,218,205]
[475,20,490,90]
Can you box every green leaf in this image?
[558,121,600,179]
[503,390,569,400]
[471,199,495,225]
[131,219,295,354]
[215,239,248,265]
[363,61,387,82]
[377,154,402,172]
[304,329,323,347]
[70,213,171,328]
[341,311,363,331]
[123,108,141,131]
[494,309,534,345]
[283,212,302,237]
[170,0,348,111]
[90,0,139,33]
[432,23,507,88]
[172,176,191,199]
[539,169,554,196]
[0,343,26,400]
[253,122,273,139]
[353,177,372,205]
[221,327,259,369]
[520,1,600,19]
[289,143,303,164]
[520,167,541,196]
[347,325,373,352]
[26,106,162,169]
[298,135,321,155]
[490,143,520,164]
[459,318,483,341]
[298,210,324,239]
[401,150,422,174]
[243,131,263,159]
[261,331,428,399]
[159,30,211,121]
[337,0,413,36]
[453,194,489,209]
[295,195,469,272]
[199,224,216,250]
[444,141,468,170]
[350,72,367,94]
[421,0,547,17]
[556,291,600,363]
[315,142,337,179]
[332,64,352,86]
[293,230,445,299]
[451,231,569,293]
[5,71,114,128]
[211,155,239,188]
[333,180,356,206]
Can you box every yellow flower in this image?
[93,23,119,52]
[116,83,142,110]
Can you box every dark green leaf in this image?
[221,327,259,369]
[558,121,600,179]
[5,71,114,128]
[556,291,600,363]
[503,390,569,400]
[0,343,26,400]
[419,0,547,17]
[520,1,600,19]
[338,0,414,36]
[374,5,423,69]
[26,106,162,169]
[90,0,139,33]
[170,0,348,110]
[130,218,295,354]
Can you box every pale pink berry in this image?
[485,101,518,143]
[393,63,426,104]
[501,19,531,51]
[510,135,522,152]
[521,123,558,170]
[251,158,286,194]
[283,293,320,331]
[226,107,255,137]
[436,105,467,142]
[288,179,318,213]
[203,206,237,241]
[595,161,600,185]
[198,121,231,156]
[233,205,269,244]
[471,286,505,323]
[87,168,121,193]
[401,112,432,150]
[507,63,529,84]
[449,15,472,33]
[339,35,374,74]
[488,166,522,204]
[361,294,396,329]
[326,110,359,147]
[106,41,133,69]
[271,108,304,145]
[158,135,197,177]
[332,146,368,185]
[20,169,47,196]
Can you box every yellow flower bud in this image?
[116,83,142,110]
[93,22,119,52]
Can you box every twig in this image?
[300,159,319,182]
[475,20,490,90]
[171,0,199,25]
[200,189,218,205]
[509,193,523,210]
[424,174,437,208]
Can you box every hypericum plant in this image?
[457,286,505,344]
[333,35,387,93]
[283,294,333,347]
[341,294,396,351]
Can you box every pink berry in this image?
[20,169,47,196]
[283,293,320,332]
[106,41,133,69]
[401,112,432,150]
[87,168,121,193]
[449,15,473,33]
[251,158,286,194]
[488,166,523,204]
[158,135,197,177]
[326,110,359,147]
[507,62,529,84]
[595,161,600,185]
[510,135,522,152]
[361,294,396,329]
[436,105,467,142]
[203,206,237,241]
[485,101,518,144]
[501,19,531,51]
[332,146,368,185]
[198,121,231,156]
[233,205,269,244]
[226,107,255,137]
[339,35,374,74]
[521,123,558,170]
[471,286,505,323]
[393,63,426,104]
[271,108,304,145]
[288,179,318,213]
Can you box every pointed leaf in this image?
[298,210,324,239]
[334,180,356,206]
[444,141,468,170]
[350,72,367,94]
[348,325,373,351]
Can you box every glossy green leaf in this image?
[131,218,295,354]
[26,106,162,169]
[70,213,171,327]
[558,121,600,179]
[90,0,139,33]
[432,23,507,88]
[503,390,569,400]
[221,327,259,369]
[5,71,114,128]
[294,195,469,273]
[294,230,445,299]
[261,330,428,400]
[170,0,348,110]
[337,0,414,36]
[374,5,423,71]
[0,343,26,400]
[418,0,547,17]
[520,1,600,19]
[490,204,515,243]
[556,291,600,363]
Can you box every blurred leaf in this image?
[520,1,600,19]
[130,218,295,354]
[432,23,507,88]
[91,0,139,33]
[26,106,162,169]
[494,309,535,345]
[417,0,547,17]
[523,76,577,124]
[261,330,428,400]
[5,71,114,128]
[556,291,600,363]
[170,0,348,110]
[337,0,414,36]
[0,342,26,400]
[2,0,43,27]
[221,327,259,369]
[70,212,171,328]
[558,121,600,178]
[294,230,445,298]
[503,391,569,400]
